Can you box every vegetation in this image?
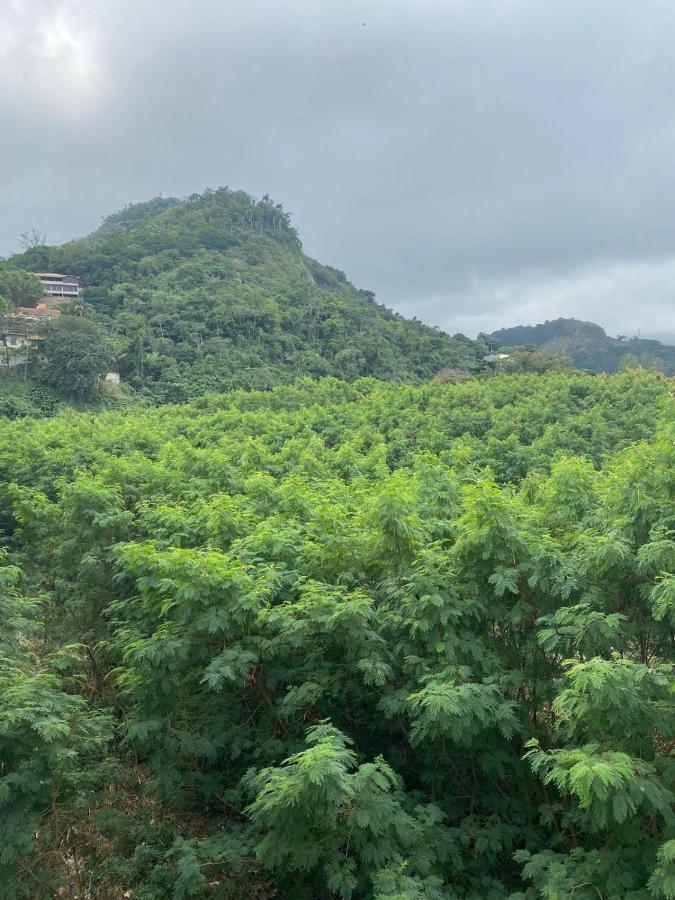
[491,318,675,375]
[491,350,570,375]
[2,189,485,402]
[41,318,114,401]
[0,268,43,308]
[0,379,62,418]
[0,370,672,898]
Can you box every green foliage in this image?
[500,349,569,374]
[0,268,43,308]
[246,721,439,898]
[0,370,672,897]
[650,840,675,899]
[0,552,110,896]
[407,678,517,745]
[0,378,63,419]
[41,316,114,400]
[524,741,672,830]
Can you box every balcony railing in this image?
[42,284,80,294]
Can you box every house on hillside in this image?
[0,306,59,369]
[34,273,82,304]
[17,305,61,320]
[0,318,43,369]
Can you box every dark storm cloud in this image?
[2,0,675,338]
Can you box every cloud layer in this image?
[2,0,675,339]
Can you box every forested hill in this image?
[491,317,675,374]
[5,188,484,400]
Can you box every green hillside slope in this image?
[4,189,484,401]
[491,317,675,374]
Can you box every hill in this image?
[2,189,485,402]
[491,317,675,374]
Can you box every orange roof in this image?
[17,307,60,317]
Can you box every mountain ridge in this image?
[491,316,675,374]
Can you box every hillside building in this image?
[0,306,60,369]
[34,273,82,303]
[0,331,45,367]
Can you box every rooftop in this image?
[17,306,61,317]
[35,273,81,283]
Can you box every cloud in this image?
[0,1,103,113]
[398,256,675,340]
[1,0,675,340]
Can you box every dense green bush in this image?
[0,380,63,419]
[41,317,114,400]
[0,371,672,897]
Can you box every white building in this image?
[0,328,42,368]
[483,353,511,362]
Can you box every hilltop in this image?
[491,317,675,374]
[3,189,485,402]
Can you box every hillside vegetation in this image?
[3,189,484,401]
[491,318,675,375]
[1,370,673,899]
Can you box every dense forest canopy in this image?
[491,318,675,375]
[1,189,486,402]
[1,370,673,898]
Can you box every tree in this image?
[434,367,472,384]
[41,318,114,400]
[0,551,110,896]
[246,722,437,898]
[0,269,43,308]
[17,228,46,250]
[501,348,569,373]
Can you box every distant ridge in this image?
[491,317,675,375]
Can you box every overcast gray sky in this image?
[2,0,675,341]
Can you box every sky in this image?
[2,0,675,342]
